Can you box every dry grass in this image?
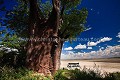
[60,58,120,73]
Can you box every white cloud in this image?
[61,45,120,59]
[107,46,112,48]
[84,27,92,31]
[87,41,98,46]
[66,51,74,54]
[87,47,92,49]
[87,37,112,46]
[74,44,86,49]
[98,37,112,43]
[116,32,120,38]
[118,40,120,42]
[100,47,104,50]
[64,47,73,50]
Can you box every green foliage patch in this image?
[0,66,51,80]
[0,64,120,80]
[54,68,120,80]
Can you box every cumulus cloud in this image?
[116,32,120,38]
[61,45,120,59]
[118,40,120,42]
[87,41,98,46]
[74,44,86,49]
[100,47,104,50]
[64,46,73,50]
[98,37,112,43]
[66,51,74,54]
[87,37,112,46]
[87,47,92,49]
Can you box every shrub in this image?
[0,66,51,80]
[54,68,120,80]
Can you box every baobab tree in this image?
[0,0,88,75]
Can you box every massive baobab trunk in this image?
[26,0,63,75]
[26,34,63,75]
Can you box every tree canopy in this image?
[0,0,88,40]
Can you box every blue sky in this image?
[61,0,120,59]
[0,0,120,59]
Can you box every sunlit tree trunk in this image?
[26,0,62,75]
[26,27,63,75]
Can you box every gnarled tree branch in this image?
[47,0,60,36]
[29,0,39,21]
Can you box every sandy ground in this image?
[60,58,120,73]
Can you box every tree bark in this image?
[26,32,63,75]
[26,0,62,75]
